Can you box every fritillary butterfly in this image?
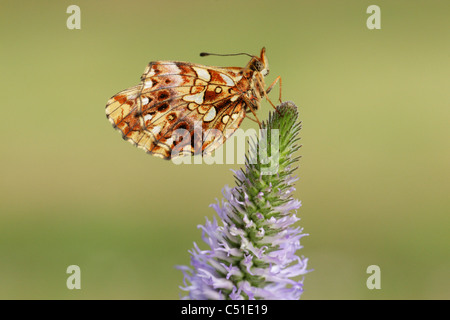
[105,47,281,159]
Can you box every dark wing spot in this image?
[157,102,170,112]
[167,113,177,122]
[204,89,216,103]
[158,91,169,101]
[175,122,189,131]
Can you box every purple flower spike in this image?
[177,102,310,300]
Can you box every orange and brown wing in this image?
[105,61,247,159]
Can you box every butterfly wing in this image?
[106,61,247,159]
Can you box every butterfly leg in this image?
[247,107,262,128]
[245,113,262,125]
[266,76,282,103]
[242,96,262,128]
[259,76,282,111]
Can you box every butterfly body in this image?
[106,47,274,159]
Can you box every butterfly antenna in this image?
[200,52,255,58]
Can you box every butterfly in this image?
[105,47,281,159]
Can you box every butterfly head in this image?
[248,47,269,77]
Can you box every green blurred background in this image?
[0,0,449,299]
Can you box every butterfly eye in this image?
[249,59,264,72]
[255,60,264,72]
